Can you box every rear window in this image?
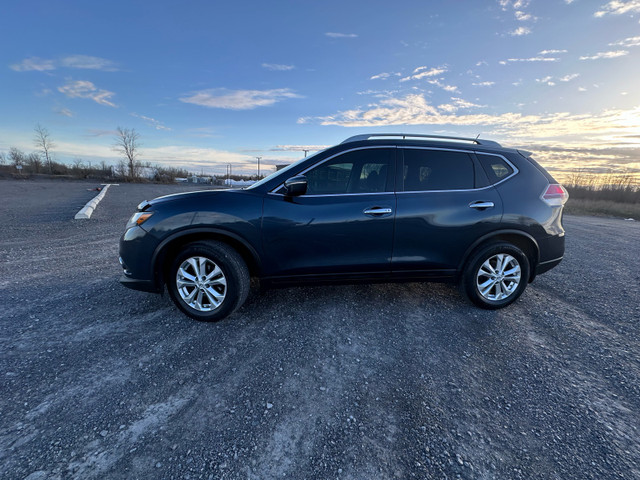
[477,154,514,185]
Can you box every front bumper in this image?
[119,225,161,293]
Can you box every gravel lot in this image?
[1,178,639,480]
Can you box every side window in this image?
[477,154,514,185]
[402,149,474,191]
[304,148,393,195]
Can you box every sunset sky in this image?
[1,0,639,178]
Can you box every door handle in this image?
[469,201,494,210]
[363,207,393,216]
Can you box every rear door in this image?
[261,147,397,277]
[392,147,503,275]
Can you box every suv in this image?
[119,133,568,321]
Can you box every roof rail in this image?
[341,133,502,148]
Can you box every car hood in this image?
[139,189,242,211]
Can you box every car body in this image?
[119,133,568,320]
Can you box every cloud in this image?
[59,55,119,71]
[609,35,640,47]
[56,108,73,117]
[85,129,119,137]
[130,113,171,131]
[536,73,579,86]
[559,73,580,82]
[179,88,302,110]
[370,72,400,80]
[437,97,483,113]
[325,32,358,38]
[515,11,534,20]
[579,50,629,60]
[270,145,330,152]
[58,80,117,107]
[503,56,560,62]
[595,0,640,17]
[10,57,56,72]
[262,63,295,71]
[427,79,459,92]
[400,66,447,82]
[509,26,532,36]
[536,76,555,86]
[539,49,568,55]
[10,55,118,72]
[472,81,495,86]
[298,93,640,151]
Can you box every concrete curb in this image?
[75,184,112,220]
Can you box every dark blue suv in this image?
[119,134,568,321]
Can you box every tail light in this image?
[541,184,569,206]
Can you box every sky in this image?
[1,0,640,178]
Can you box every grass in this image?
[563,170,639,220]
[564,198,639,220]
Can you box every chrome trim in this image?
[397,147,519,192]
[269,145,396,194]
[469,201,495,209]
[268,145,519,196]
[363,207,393,215]
[267,191,395,198]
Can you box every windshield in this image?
[246,149,325,190]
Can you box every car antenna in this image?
[475,133,481,141]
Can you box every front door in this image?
[261,147,396,278]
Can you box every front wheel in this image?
[167,241,250,321]
[460,243,530,309]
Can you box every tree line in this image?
[0,124,192,183]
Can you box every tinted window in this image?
[477,154,514,185]
[305,148,393,195]
[402,149,474,191]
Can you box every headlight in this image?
[126,212,153,229]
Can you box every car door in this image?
[392,147,504,275]
[261,147,396,278]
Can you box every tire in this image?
[167,241,250,321]
[460,242,530,309]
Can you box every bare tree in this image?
[9,147,25,167]
[0,151,6,165]
[26,152,42,173]
[113,127,140,179]
[34,123,55,174]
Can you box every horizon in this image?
[1,0,639,180]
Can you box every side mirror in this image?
[284,175,308,197]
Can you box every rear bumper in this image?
[536,256,563,275]
[119,274,162,293]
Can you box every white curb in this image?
[75,184,112,220]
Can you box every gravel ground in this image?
[1,178,639,480]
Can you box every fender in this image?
[457,229,540,274]
[150,227,262,289]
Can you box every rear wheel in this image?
[167,241,250,321]
[460,242,530,309]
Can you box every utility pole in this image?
[303,149,309,157]
[256,157,262,179]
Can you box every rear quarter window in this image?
[477,154,514,185]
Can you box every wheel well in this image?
[154,233,260,288]
[462,233,539,283]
